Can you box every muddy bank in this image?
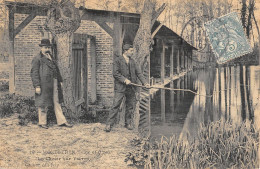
[0,114,138,169]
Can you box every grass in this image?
[126,119,259,169]
[0,93,107,125]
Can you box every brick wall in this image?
[14,14,45,96]
[14,14,114,107]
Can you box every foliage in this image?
[126,119,259,169]
[125,137,151,166]
[0,94,37,125]
[0,80,8,91]
[198,119,259,169]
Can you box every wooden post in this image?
[8,8,15,94]
[161,40,165,84]
[218,66,222,116]
[113,15,122,56]
[189,51,192,69]
[185,73,188,91]
[114,15,124,125]
[170,44,174,79]
[90,36,97,103]
[181,77,184,97]
[170,81,174,114]
[181,47,184,72]
[177,78,180,107]
[187,52,190,69]
[187,52,189,70]
[184,50,186,71]
[177,48,180,74]
[161,40,165,122]
[190,52,192,69]
[161,89,165,122]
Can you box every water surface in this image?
[150,66,260,141]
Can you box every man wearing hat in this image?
[30,39,72,129]
[105,43,149,132]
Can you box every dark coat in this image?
[113,54,146,93]
[30,52,63,108]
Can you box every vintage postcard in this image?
[0,0,259,169]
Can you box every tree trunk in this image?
[132,0,165,131]
[55,33,76,115]
[132,0,154,66]
[252,10,260,65]
[241,0,247,30]
[132,0,154,131]
[45,0,80,116]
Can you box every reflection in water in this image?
[150,66,260,141]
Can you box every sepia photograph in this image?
[0,0,259,168]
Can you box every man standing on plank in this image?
[105,43,149,132]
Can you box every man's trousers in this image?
[38,79,67,125]
[107,86,137,126]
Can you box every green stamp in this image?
[204,12,252,64]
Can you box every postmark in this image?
[204,12,252,64]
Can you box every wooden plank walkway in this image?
[150,69,193,97]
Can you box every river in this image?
[150,65,260,141]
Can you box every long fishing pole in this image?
[130,83,213,97]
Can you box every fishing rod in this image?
[130,83,213,98]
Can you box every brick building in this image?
[13,13,114,107]
[6,1,196,112]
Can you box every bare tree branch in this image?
[151,3,166,25]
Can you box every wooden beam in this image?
[177,79,180,106]
[176,49,180,74]
[161,88,165,122]
[189,51,192,69]
[185,75,188,93]
[6,3,48,16]
[183,50,186,70]
[151,23,163,38]
[8,8,15,93]
[90,37,97,103]
[187,52,190,69]
[190,51,193,69]
[14,11,37,37]
[113,17,122,56]
[187,52,189,70]
[170,44,174,78]
[181,78,184,97]
[181,47,184,71]
[170,81,174,114]
[161,40,165,84]
[81,11,115,23]
[95,21,114,37]
[82,35,88,112]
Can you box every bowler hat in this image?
[123,43,133,51]
[39,39,52,47]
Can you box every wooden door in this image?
[73,33,88,113]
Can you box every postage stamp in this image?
[204,12,252,64]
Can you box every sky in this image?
[85,0,260,44]
[0,0,260,44]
